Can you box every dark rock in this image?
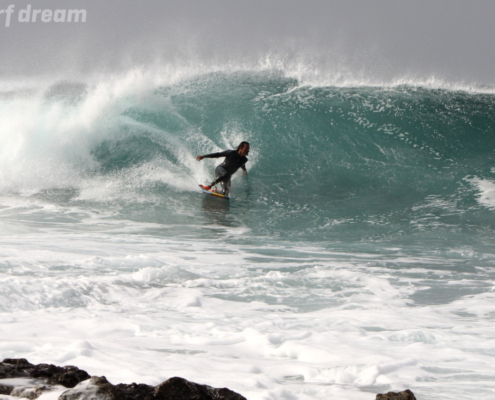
[215,387,249,400]
[2,358,34,369]
[31,363,90,388]
[60,376,246,400]
[30,364,56,379]
[154,376,247,400]
[376,389,417,400]
[0,385,13,395]
[0,364,14,379]
[116,382,155,400]
[0,359,247,400]
[11,385,46,399]
[59,376,125,400]
[0,359,32,379]
[55,365,91,388]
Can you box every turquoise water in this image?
[45,72,495,246]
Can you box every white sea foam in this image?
[0,216,494,399]
[469,177,495,210]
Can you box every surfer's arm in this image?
[196,150,231,161]
[241,164,248,175]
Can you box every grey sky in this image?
[1,0,494,85]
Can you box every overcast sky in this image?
[1,0,494,85]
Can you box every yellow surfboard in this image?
[199,185,230,200]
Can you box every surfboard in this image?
[199,185,230,200]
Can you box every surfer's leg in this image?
[210,167,231,195]
[211,167,228,186]
[222,176,231,197]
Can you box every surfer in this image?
[196,141,250,197]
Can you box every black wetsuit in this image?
[202,150,248,196]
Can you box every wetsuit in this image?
[202,150,248,196]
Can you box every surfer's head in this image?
[237,141,250,156]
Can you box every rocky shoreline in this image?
[0,358,417,399]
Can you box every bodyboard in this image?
[199,185,230,200]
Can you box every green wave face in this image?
[7,71,495,245]
[89,72,495,243]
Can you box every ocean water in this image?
[1,67,495,400]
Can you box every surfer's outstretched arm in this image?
[196,151,231,161]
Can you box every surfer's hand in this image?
[196,155,204,161]
[242,170,248,176]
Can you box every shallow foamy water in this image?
[1,202,495,400]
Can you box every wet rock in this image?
[376,389,417,400]
[0,359,247,400]
[2,358,34,369]
[116,382,154,400]
[0,358,34,379]
[154,376,247,400]
[11,385,46,399]
[59,376,125,400]
[0,385,13,395]
[31,363,90,388]
[61,376,247,400]
[0,359,89,388]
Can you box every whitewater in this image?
[1,65,495,400]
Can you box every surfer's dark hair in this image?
[237,141,250,150]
